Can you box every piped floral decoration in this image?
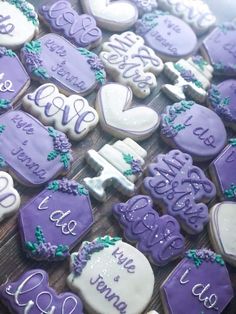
[123,153,142,176]
[192,55,208,71]
[135,10,168,35]
[174,63,203,88]
[224,183,236,199]
[48,178,88,196]
[208,85,232,121]
[131,0,158,14]
[0,99,11,111]
[186,249,225,268]
[0,47,16,58]
[8,0,39,26]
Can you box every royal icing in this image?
[99,31,163,99]
[96,83,160,141]
[80,0,138,32]
[67,236,154,314]
[130,0,158,15]
[0,269,84,313]
[113,194,185,266]
[162,56,213,103]
[20,34,106,96]
[0,110,72,186]
[39,0,102,49]
[158,0,216,35]
[23,83,99,141]
[19,178,93,261]
[83,138,147,201]
[161,101,227,161]
[0,0,38,49]
[135,11,197,60]
[143,150,216,234]
[0,47,30,113]
[161,249,233,314]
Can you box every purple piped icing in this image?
[161,249,234,314]
[19,178,93,261]
[113,195,185,266]
[161,101,227,161]
[0,269,84,313]
[0,110,72,186]
[39,0,102,49]
[143,150,216,234]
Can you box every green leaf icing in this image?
[47,179,88,196]
[224,183,236,199]
[186,249,225,268]
[8,0,39,26]
[0,99,10,110]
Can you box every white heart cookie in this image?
[0,0,39,49]
[0,171,20,221]
[210,202,236,267]
[23,83,99,141]
[81,0,138,32]
[96,83,160,141]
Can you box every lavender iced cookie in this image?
[143,150,216,234]
[113,194,185,266]
[161,101,227,161]
[161,249,233,314]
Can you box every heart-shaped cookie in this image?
[81,0,138,31]
[0,171,20,221]
[96,83,160,141]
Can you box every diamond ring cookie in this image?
[161,101,227,161]
[160,249,234,314]
[83,138,147,202]
[99,31,163,99]
[143,150,216,234]
[113,194,185,266]
[135,11,197,61]
[0,0,39,49]
[96,83,160,141]
[23,83,99,141]
[39,0,102,49]
[67,236,154,314]
[0,269,84,313]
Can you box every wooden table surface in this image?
[0,0,236,313]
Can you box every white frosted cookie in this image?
[96,83,160,141]
[0,0,39,49]
[100,32,163,99]
[0,171,20,221]
[209,202,236,267]
[80,0,138,32]
[67,236,155,314]
[23,83,99,141]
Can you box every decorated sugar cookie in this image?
[19,178,93,261]
[0,110,73,186]
[135,11,197,61]
[209,202,236,267]
[160,249,234,314]
[0,269,84,313]
[0,47,30,114]
[0,0,39,49]
[21,34,106,96]
[83,138,147,201]
[161,101,227,161]
[39,0,102,49]
[0,171,20,222]
[130,0,158,15]
[158,0,216,35]
[202,22,236,76]
[208,80,236,129]
[162,56,213,103]
[23,83,99,141]
[80,0,138,32]
[113,195,185,266]
[100,31,163,99]
[96,83,160,141]
[143,150,216,234]
[67,236,154,314]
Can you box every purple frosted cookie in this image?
[20,33,106,96]
[19,178,93,261]
[208,80,236,129]
[39,0,102,49]
[202,22,236,76]
[0,110,72,186]
[143,150,216,234]
[0,47,30,113]
[135,11,197,61]
[160,249,234,314]
[161,100,227,161]
[113,194,185,266]
[0,269,84,313]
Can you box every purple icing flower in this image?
[0,47,7,57]
[24,51,42,69]
[88,56,104,71]
[59,179,79,194]
[181,69,195,82]
[53,134,72,153]
[131,159,142,174]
